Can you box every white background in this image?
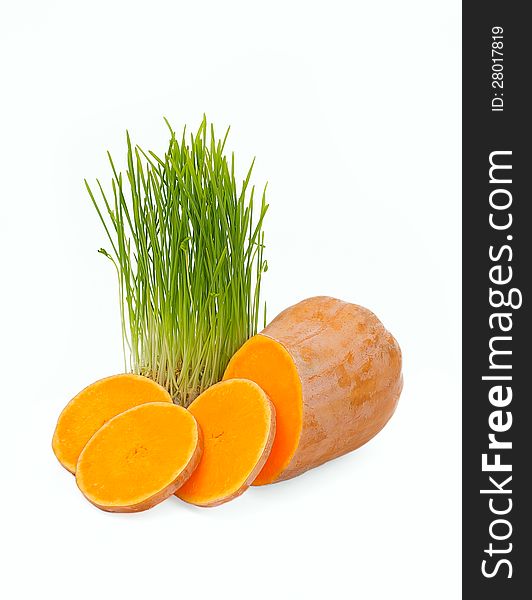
[1,1,461,598]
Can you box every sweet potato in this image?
[223,296,403,484]
[176,379,275,507]
[52,373,172,473]
[76,402,202,512]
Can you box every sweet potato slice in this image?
[176,379,275,507]
[76,402,202,512]
[223,296,403,484]
[52,374,172,473]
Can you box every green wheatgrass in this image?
[85,117,268,406]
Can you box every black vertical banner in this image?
[463,2,531,598]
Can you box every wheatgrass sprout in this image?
[85,117,268,406]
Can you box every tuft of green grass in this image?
[85,116,268,406]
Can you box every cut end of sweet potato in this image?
[223,336,302,485]
[176,378,276,507]
[52,373,172,474]
[76,402,202,513]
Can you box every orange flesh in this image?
[52,374,172,473]
[76,402,200,510]
[223,335,302,485]
[177,378,275,506]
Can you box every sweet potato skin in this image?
[261,296,403,482]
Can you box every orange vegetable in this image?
[176,379,275,507]
[52,374,172,473]
[224,296,403,484]
[76,402,202,512]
